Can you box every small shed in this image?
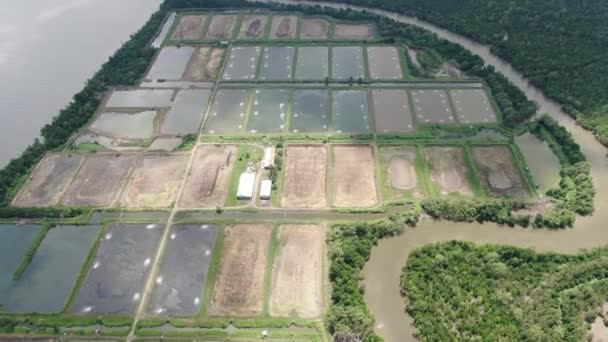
[262,147,275,169]
[236,173,255,200]
[260,180,272,200]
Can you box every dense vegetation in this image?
[402,241,608,341]
[421,198,531,227]
[327,209,420,341]
[328,0,608,145]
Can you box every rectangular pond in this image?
[105,89,174,108]
[146,46,194,81]
[160,89,212,136]
[259,47,294,81]
[0,224,41,309]
[372,89,413,133]
[332,46,365,80]
[269,15,298,39]
[295,47,328,80]
[71,223,165,315]
[515,133,561,193]
[332,90,371,133]
[410,89,455,124]
[89,111,157,140]
[3,225,100,313]
[247,89,289,133]
[147,224,218,316]
[367,46,403,80]
[203,88,250,134]
[291,89,329,133]
[449,89,498,124]
[222,46,261,81]
[238,15,268,39]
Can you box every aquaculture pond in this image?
[515,133,561,193]
[247,89,289,133]
[222,46,261,81]
[203,88,250,134]
[332,46,365,80]
[148,224,218,316]
[372,89,413,133]
[146,46,194,80]
[410,89,455,124]
[3,225,100,313]
[291,89,329,132]
[105,89,174,108]
[295,47,329,80]
[450,89,497,124]
[367,46,403,80]
[259,46,294,81]
[332,90,371,133]
[89,111,157,140]
[71,224,165,315]
[160,89,211,136]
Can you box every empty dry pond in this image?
[182,47,225,81]
[300,18,329,39]
[270,225,325,318]
[171,15,206,40]
[209,224,271,316]
[282,145,327,208]
[332,145,378,207]
[238,15,268,39]
[180,145,236,207]
[334,23,373,39]
[269,15,298,39]
[425,146,473,196]
[381,146,419,195]
[472,146,529,197]
[205,15,237,39]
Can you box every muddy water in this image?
[515,133,561,193]
[255,1,608,341]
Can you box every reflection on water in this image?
[515,133,561,193]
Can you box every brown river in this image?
[254,0,608,340]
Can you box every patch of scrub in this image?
[105,89,174,108]
[160,89,211,136]
[282,145,328,208]
[424,146,473,196]
[209,224,271,316]
[180,145,237,208]
[222,46,261,81]
[269,15,298,39]
[148,224,218,316]
[291,89,329,133]
[410,89,455,124]
[149,138,182,151]
[270,225,325,318]
[13,154,83,207]
[146,46,194,81]
[515,133,561,193]
[121,154,189,208]
[332,90,371,133]
[332,46,365,80]
[259,46,294,81]
[171,15,206,41]
[332,145,378,207]
[300,18,329,39]
[3,225,99,313]
[372,89,413,133]
[203,88,250,134]
[238,15,268,39]
[295,47,328,80]
[205,15,237,40]
[70,224,165,315]
[89,111,157,140]
[63,154,137,207]
[472,146,529,197]
[248,89,289,133]
[367,46,403,80]
[450,89,498,124]
[334,23,373,39]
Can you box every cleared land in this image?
[13,154,83,207]
[171,15,206,40]
[332,145,378,207]
[209,224,272,316]
[300,18,329,39]
[148,224,218,316]
[472,146,529,197]
[180,145,237,207]
[63,154,136,206]
[368,46,403,80]
[205,15,237,39]
[282,145,328,208]
[425,146,473,195]
[270,225,325,318]
[121,154,189,208]
[237,15,268,39]
[372,89,414,133]
[182,47,225,81]
[450,89,498,124]
[269,15,298,39]
[334,23,373,39]
[381,146,418,194]
[411,89,455,124]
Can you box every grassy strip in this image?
[462,144,486,197]
[198,225,225,317]
[225,145,263,207]
[12,223,51,280]
[262,224,279,315]
[508,143,539,197]
[414,145,435,196]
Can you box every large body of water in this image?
[0,0,162,166]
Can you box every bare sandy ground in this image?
[171,15,206,40]
[300,18,329,39]
[425,146,473,196]
[334,23,373,39]
[282,145,327,208]
[332,145,378,207]
[472,146,528,197]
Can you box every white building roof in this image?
[262,147,275,169]
[236,172,255,199]
[260,180,272,199]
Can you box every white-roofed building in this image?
[260,180,272,200]
[262,147,275,169]
[236,172,256,200]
